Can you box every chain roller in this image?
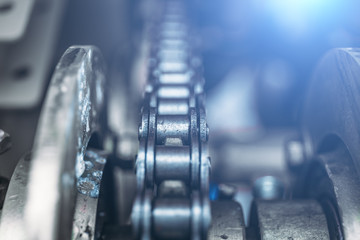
[132,0,211,239]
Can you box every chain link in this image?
[132,0,211,239]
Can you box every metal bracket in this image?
[0,0,35,41]
[0,0,65,109]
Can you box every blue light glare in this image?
[266,0,339,40]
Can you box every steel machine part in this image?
[250,200,330,240]
[0,46,106,240]
[0,0,66,108]
[0,0,35,41]
[73,149,108,240]
[131,1,211,239]
[208,201,246,240]
[0,155,30,240]
[2,1,360,240]
[300,48,360,239]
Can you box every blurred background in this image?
[1,0,360,226]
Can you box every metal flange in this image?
[301,48,360,239]
[0,46,106,240]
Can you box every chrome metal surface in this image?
[152,198,191,239]
[72,149,107,240]
[22,46,106,240]
[0,154,30,239]
[155,145,191,183]
[131,0,211,239]
[3,2,360,240]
